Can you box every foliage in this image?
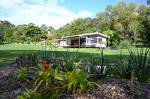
[40,44,59,67]
[16,67,28,84]
[66,70,90,93]
[18,62,91,98]
[83,48,107,75]
[18,63,66,98]
[0,20,15,43]
[18,89,42,99]
[55,18,97,36]
[128,48,150,83]
[34,63,51,92]
[128,20,144,45]
[18,89,54,99]
[118,40,132,49]
[106,59,132,79]
[103,30,120,46]
[19,66,91,98]
[55,1,149,46]
[16,53,38,68]
[0,22,48,44]
[106,48,150,83]
[17,48,94,97]
[60,49,79,72]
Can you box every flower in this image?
[44,63,49,72]
[40,60,49,72]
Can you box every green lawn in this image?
[0,44,130,68]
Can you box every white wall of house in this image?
[59,40,67,47]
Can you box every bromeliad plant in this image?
[34,60,65,92]
[34,61,51,92]
[18,89,42,99]
[66,70,90,93]
[19,60,67,98]
[16,67,28,84]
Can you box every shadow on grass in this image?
[0,50,130,69]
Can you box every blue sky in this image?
[0,0,147,29]
[62,0,146,15]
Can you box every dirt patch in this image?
[0,66,23,99]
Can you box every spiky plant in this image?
[128,48,150,83]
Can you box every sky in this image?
[0,0,147,29]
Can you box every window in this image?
[93,38,97,43]
[98,38,102,42]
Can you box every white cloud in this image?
[0,0,92,29]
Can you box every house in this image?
[55,32,109,48]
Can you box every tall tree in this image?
[40,24,48,30]
[0,20,15,43]
[138,5,150,45]
[128,20,143,45]
[96,1,140,45]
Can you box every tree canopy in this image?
[55,1,150,46]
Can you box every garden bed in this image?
[0,64,150,99]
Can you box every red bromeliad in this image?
[44,63,49,72]
[41,60,49,72]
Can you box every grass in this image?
[0,44,130,69]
